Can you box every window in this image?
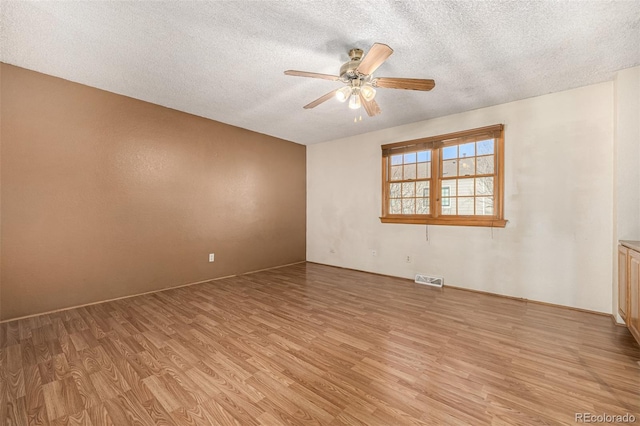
[381,124,506,227]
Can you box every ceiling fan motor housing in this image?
[340,48,365,81]
[339,60,362,81]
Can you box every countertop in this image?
[620,240,640,252]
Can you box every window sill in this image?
[380,216,508,228]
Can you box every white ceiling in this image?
[2,1,639,145]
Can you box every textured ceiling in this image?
[2,1,639,145]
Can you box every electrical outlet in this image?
[405,255,412,263]
[208,253,215,262]
[371,250,378,257]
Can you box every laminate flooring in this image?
[1,262,639,425]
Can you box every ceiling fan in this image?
[284,43,435,117]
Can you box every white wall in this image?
[613,66,640,320]
[308,82,614,314]
[615,67,640,240]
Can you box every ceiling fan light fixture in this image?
[336,86,352,103]
[361,85,376,102]
[284,42,435,117]
[348,93,361,110]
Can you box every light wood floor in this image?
[1,263,639,425]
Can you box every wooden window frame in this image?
[380,124,507,227]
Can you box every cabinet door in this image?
[618,245,629,321]
[629,249,640,345]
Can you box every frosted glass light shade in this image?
[348,93,361,109]
[361,85,376,102]
[336,86,351,102]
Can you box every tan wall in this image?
[0,64,306,321]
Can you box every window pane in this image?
[458,178,474,196]
[441,197,456,215]
[389,183,402,198]
[404,163,417,180]
[477,139,494,155]
[475,197,494,215]
[476,177,494,195]
[417,151,431,162]
[458,197,474,215]
[404,153,417,164]
[459,158,475,176]
[391,165,402,181]
[477,155,494,174]
[382,126,503,223]
[459,142,475,158]
[442,182,456,197]
[402,198,415,214]
[402,182,415,198]
[416,198,429,214]
[442,146,458,160]
[416,181,429,198]
[390,199,402,214]
[442,159,457,177]
[417,161,431,179]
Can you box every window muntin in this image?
[440,138,495,216]
[388,150,431,215]
[381,125,506,227]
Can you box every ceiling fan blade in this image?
[373,77,435,91]
[355,43,393,76]
[303,89,339,109]
[359,93,382,117]
[285,70,341,81]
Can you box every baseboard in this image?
[611,317,628,327]
[242,260,306,276]
[444,283,611,318]
[2,260,614,325]
[306,261,612,319]
[0,260,306,324]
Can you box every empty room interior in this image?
[1,1,640,425]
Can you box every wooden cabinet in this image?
[620,241,640,345]
[618,245,629,321]
[628,248,640,344]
